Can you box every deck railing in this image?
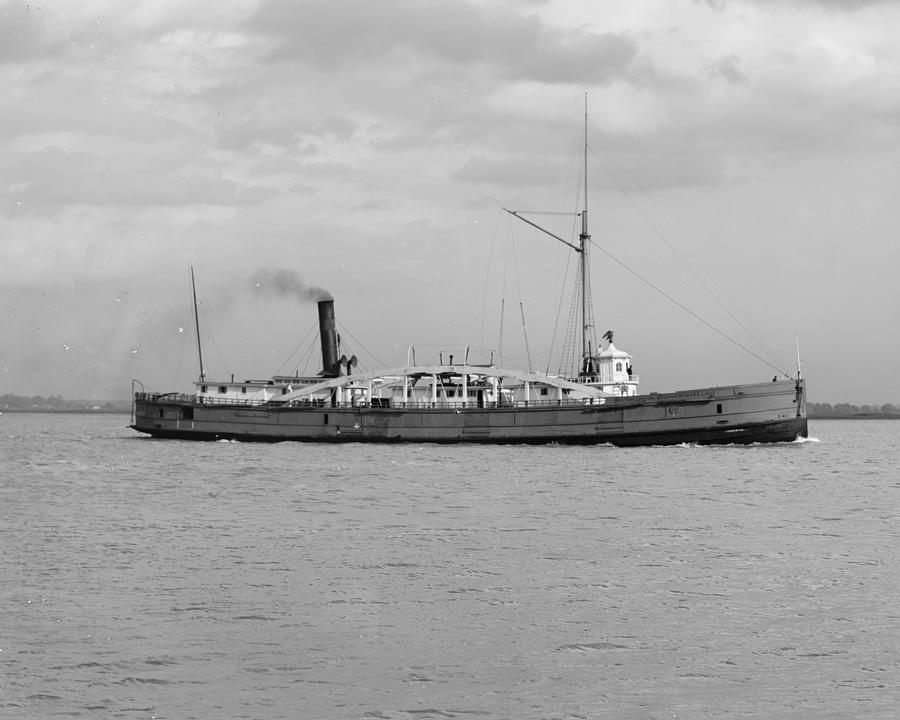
[133,391,615,411]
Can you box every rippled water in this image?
[3,413,899,719]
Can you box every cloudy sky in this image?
[2,0,897,403]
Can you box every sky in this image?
[1,0,898,404]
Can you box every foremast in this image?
[191,265,206,383]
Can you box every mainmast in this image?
[580,93,592,362]
[503,95,599,381]
[190,265,206,383]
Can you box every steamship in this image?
[131,114,807,445]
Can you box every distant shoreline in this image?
[811,414,900,420]
[0,409,130,415]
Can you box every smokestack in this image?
[318,299,339,377]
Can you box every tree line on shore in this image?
[0,394,130,412]
[808,402,899,418]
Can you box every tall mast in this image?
[580,93,592,361]
[190,265,206,383]
[502,95,598,379]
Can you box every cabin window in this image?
[241,387,247,394]
[218,386,227,394]
[323,413,329,425]
[281,387,288,395]
[201,385,208,393]
[541,388,548,396]
[158,408,164,418]
[616,362,622,372]
[447,390,455,397]
[717,403,723,414]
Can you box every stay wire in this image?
[197,304,230,380]
[337,320,388,369]
[272,319,318,377]
[481,209,504,363]
[587,145,783,368]
[293,332,320,377]
[588,238,791,377]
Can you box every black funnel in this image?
[317,299,339,377]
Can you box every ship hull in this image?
[132,380,807,446]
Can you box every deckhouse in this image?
[594,340,639,396]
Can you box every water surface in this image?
[3,414,898,718]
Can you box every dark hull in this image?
[132,415,807,446]
[132,380,807,447]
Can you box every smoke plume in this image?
[251,269,333,302]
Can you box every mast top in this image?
[582,91,589,245]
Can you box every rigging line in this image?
[271,319,318,377]
[546,247,575,376]
[298,329,320,376]
[336,320,389,368]
[554,150,593,377]
[298,333,319,376]
[561,257,583,378]
[288,331,320,377]
[386,348,413,368]
[510,210,580,216]
[586,145,782,367]
[519,301,533,373]
[589,238,791,377]
[172,322,187,391]
[497,213,516,369]
[534,178,582,376]
[511,222,524,301]
[509,224,534,372]
[481,209,505,364]
[171,272,193,388]
[196,303,231,379]
[498,297,506,369]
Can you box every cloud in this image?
[705,0,892,11]
[251,0,641,84]
[454,155,568,186]
[1,144,276,216]
[707,54,748,84]
[215,107,356,151]
[0,2,45,62]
